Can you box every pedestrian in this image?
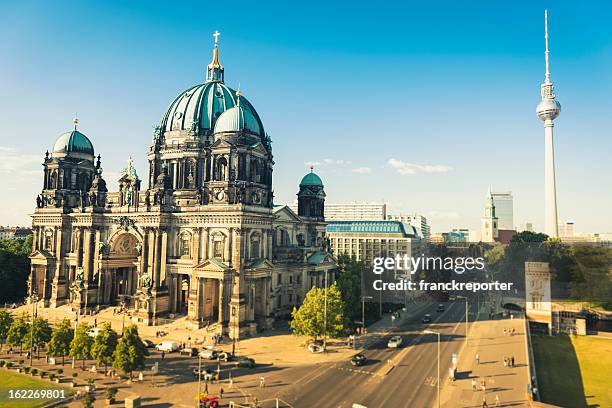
[220,388,224,398]
[475,353,480,365]
[94,318,97,327]
[512,328,515,336]
[472,378,477,392]
[229,376,234,388]
[161,351,165,360]
[503,328,507,335]
[481,380,486,394]
[482,396,488,408]
[495,394,500,407]
[511,356,515,367]
[259,376,265,388]
[503,357,507,367]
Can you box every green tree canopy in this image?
[0,309,14,349]
[25,317,52,357]
[70,323,93,369]
[112,325,148,379]
[0,237,32,302]
[6,313,29,352]
[335,255,363,322]
[48,318,73,365]
[91,323,118,371]
[290,283,346,339]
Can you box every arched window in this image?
[180,233,191,257]
[216,157,227,181]
[250,232,261,259]
[44,230,53,251]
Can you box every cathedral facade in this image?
[29,36,336,336]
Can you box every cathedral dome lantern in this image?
[159,32,264,139]
[52,117,95,161]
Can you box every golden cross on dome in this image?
[213,30,220,45]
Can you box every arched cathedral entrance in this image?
[100,232,141,307]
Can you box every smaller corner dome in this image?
[300,172,323,187]
[213,105,262,136]
[52,130,94,156]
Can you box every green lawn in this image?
[531,334,612,408]
[0,369,72,408]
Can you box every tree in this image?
[25,317,52,359]
[0,309,13,350]
[335,255,363,322]
[112,325,148,380]
[91,323,118,373]
[6,313,30,353]
[290,283,346,339]
[569,245,612,306]
[48,319,73,365]
[70,323,93,369]
[0,237,32,302]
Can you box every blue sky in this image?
[1,1,611,233]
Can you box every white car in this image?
[155,341,179,352]
[387,336,403,348]
[87,327,102,338]
[198,349,218,359]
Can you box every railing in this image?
[524,314,540,401]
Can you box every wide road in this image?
[278,299,478,408]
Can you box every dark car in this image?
[350,353,367,366]
[218,351,234,362]
[180,347,198,357]
[422,314,432,323]
[142,339,156,349]
[437,304,445,313]
[236,357,255,368]
[193,367,212,379]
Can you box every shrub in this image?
[41,371,47,377]
[57,368,63,374]
[24,366,30,373]
[0,360,6,367]
[105,387,117,400]
[7,362,13,368]
[72,372,78,378]
[86,377,95,385]
[31,368,38,375]
[49,373,55,380]
[18,359,24,365]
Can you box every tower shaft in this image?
[544,121,558,237]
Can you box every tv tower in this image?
[536,10,561,238]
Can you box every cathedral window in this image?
[180,233,191,257]
[44,230,53,251]
[213,240,223,258]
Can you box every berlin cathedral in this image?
[29,34,336,336]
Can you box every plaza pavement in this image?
[440,309,531,408]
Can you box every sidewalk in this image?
[440,313,530,407]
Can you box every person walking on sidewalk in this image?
[482,396,488,408]
[475,353,480,365]
[495,394,501,407]
[511,356,515,367]
[472,378,477,392]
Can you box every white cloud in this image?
[0,146,41,175]
[352,167,372,174]
[387,158,452,175]
[305,159,351,168]
[304,161,321,167]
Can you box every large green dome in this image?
[300,171,323,187]
[161,82,264,136]
[52,130,94,157]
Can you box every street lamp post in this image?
[197,354,202,407]
[361,296,373,335]
[457,295,469,345]
[29,292,38,366]
[424,329,441,408]
[323,270,328,351]
[231,306,237,356]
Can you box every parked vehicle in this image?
[437,304,445,312]
[142,339,156,349]
[422,314,432,323]
[193,367,212,379]
[350,353,367,366]
[87,327,102,338]
[198,349,218,360]
[387,336,403,348]
[217,351,233,361]
[180,347,198,357]
[308,343,324,353]
[156,341,179,352]
[236,357,255,368]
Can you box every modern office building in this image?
[386,214,430,239]
[490,191,514,230]
[290,202,386,221]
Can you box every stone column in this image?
[147,228,155,282]
[192,229,200,266]
[160,229,168,286]
[224,230,230,263]
[218,279,225,325]
[262,230,268,259]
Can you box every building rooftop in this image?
[326,220,417,236]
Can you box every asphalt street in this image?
[273,299,477,408]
